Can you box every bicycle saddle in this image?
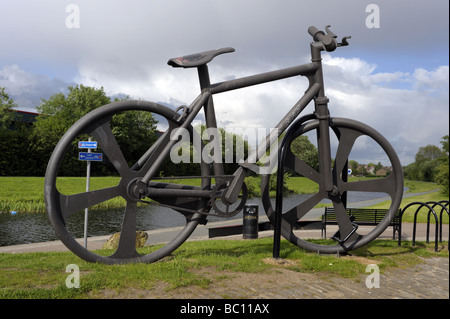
[168,47,235,68]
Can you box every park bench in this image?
[322,207,402,243]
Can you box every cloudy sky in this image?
[0,0,448,166]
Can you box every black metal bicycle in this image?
[44,26,403,264]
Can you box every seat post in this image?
[197,64,211,91]
[197,65,225,179]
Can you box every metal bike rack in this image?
[435,200,449,243]
[273,114,316,258]
[399,201,449,252]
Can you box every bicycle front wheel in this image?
[261,117,403,254]
[45,100,210,264]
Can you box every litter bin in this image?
[243,204,259,239]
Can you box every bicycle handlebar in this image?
[308,26,325,41]
[308,25,351,52]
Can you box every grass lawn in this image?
[370,191,449,223]
[0,176,447,216]
[0,176,124,213]
[0,176,47,213]
[0,237,447,299]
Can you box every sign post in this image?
[84,146,91,249]
[78,152,103,161]
[78,138,101,248]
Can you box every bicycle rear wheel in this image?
[261,117,403,254]
[45,100,210,264]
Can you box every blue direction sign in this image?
[79,152,103,162]
[78,141,98,149]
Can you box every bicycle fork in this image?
[315,96,336,194]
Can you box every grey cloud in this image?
[2,1,448,71]
[0,0,448,166]
[0,65,72,111]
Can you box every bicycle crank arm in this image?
[147,181,212,197]
[127,179,210,200]
[223,167,248,204]
[144,179,248,218]
[151,201,241,219]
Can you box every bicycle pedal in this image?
[331,222,358,244]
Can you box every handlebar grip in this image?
[308,26,325,42]
[308,26,337,52]
[322,34,337,52]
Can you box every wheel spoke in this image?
[285,149,321,183]
[45,101,209,264]
[89,120,130,178]
[332,200,360,243]
[59,186,123,221]
[341,174,396,198]
[283,192,324,224]
[261,118,403,254]
[111,200,141,259]
[334,127,363,174]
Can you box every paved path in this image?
[173,257,448,299]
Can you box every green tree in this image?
[405,144,446,182]
[434,135,449,195]
[348,160,359,175]
[0,124,34,175]
[110,110,158,168]
[32,85,112,175]
[415,144,445,163]
[375,162,383,172]
[219,127,251,175]
[0,87,17,129]
[34,84,111,140]
[193,125,251,176]
[290,135,319,173]
[32,85,161,176]
[0,87,36,176]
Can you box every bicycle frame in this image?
[44,26,406,264]
[137,41,335,208]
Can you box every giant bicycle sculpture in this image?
[45,26,403,264]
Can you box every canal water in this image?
[0,191,390,246]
